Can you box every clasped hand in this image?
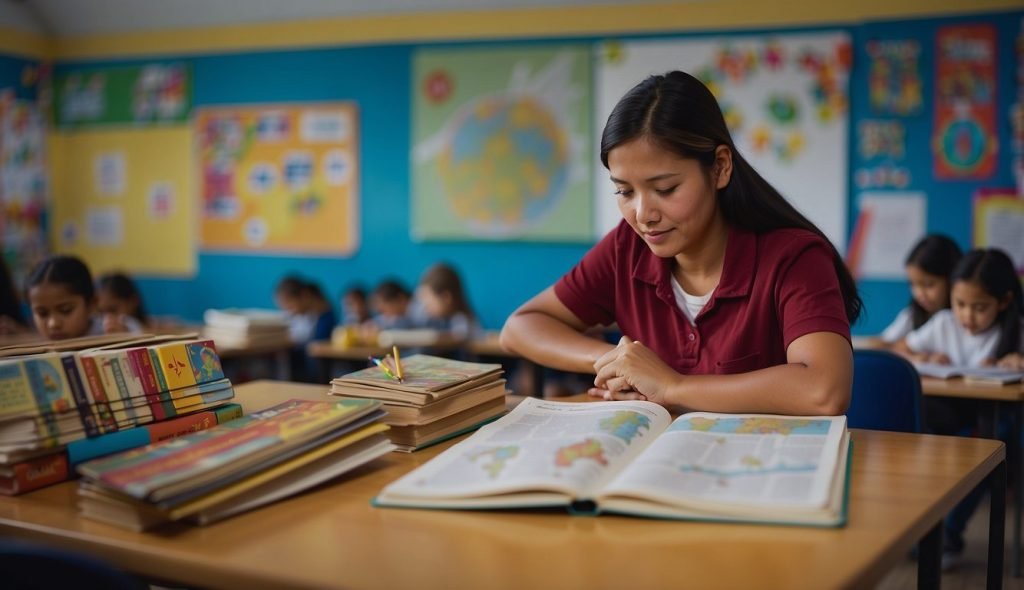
[589,336,678,404]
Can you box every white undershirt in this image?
[671,278,713,325]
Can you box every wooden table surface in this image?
[0,381,1006,590]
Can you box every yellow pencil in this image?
[392,345,404,382]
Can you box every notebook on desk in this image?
[914,363,1024,385]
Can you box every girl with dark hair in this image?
[26,255,142,340]
[501,71,859,415]
[96,271,148,325]
[415,262,481,341]
[0,258,27,336]
[903,248,1023,368]
[880,234,962,344]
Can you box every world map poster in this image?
[412,45,593,242]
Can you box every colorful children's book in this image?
[67,403,242,467]
[376,398,850,527]
[330,354,502,403]
[0,451,69,495]
[78,398,385,502]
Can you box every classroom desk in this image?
[922,377,1024,577]
[0,381,1008,590]
[212,336,294,381]
[307,337,464,383]
[466,331,546,398]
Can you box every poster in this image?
[847,192,926,279]
[412,45,592,241]
[595,32,850,249]
[54,62,191,129]
[933,24,998,179]
[197,103,359,255]
[49,126,195,275]
[866,39,923,116]
[973,189,1024,274]
[0,95,48,286]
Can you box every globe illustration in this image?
[437,95,569,235]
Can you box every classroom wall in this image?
[3,2,1022,334]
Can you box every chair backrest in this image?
[847,349,922,432]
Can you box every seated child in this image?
[881,234,962,345]
[0,258,28,336]
[368,279,415,330]
[340,285,371,326]
[26,255,142,340]
[96,271,149,328]
[413,262,481,340]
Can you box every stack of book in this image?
[329,354,507,452]
[202,308,291,348]
[0,334,239,495]
[76,397,393,530]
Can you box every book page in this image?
[600,413,846,511]
[379,398,671,501]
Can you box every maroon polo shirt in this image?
[554,221,851,375]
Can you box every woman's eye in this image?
[614,188,633,197]
[655,186,676,196]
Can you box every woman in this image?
[500,71,860,415]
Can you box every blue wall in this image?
[29,9,1024,332]
[848,12,1022,335]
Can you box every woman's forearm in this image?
[667,362,850,416]
[500,311,613,374]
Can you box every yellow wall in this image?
[0,0,1011,60]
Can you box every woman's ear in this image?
[713,145,733,190]
[997,292,1014,312]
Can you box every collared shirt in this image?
[554,220,851,375]
[905,309,1024,366]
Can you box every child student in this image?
[368,279,414,330]
[274,275,337,343]
[26,255,143,340]
[901,248,1023,368]
[0,258,28,336]
[340,285,371,326]
[880,234,962,345]
[96,272,148,327]
[274,275,336,382]
[901,248,1024,568]
[414,262,481,341]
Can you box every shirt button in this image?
[688,333,695,341]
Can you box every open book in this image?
[376,398,850,527]
[914,363,1024,385]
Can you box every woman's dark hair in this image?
[97,272,147,323]
[599,71,862,323]
[905,234,962,328]
[951,248,1023,359]
[26,255,95,302]
[420,262,475,320]
[0,258,24,324]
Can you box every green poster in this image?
[54,62,191,128]
[412,45,592,242]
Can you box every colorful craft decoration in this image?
[867,40,923,115]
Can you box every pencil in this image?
[368,355,400,382]
[393,345,404,382]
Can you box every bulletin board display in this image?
[196,103,359,255]
[0,96,48,286]
[973,189,1024,274]
[595,31,852,250]
[53,62,191,129]
[48,126,195,276]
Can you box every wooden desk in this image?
[0,382,1007,590]
[922,377,1024,576]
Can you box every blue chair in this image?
[846,349,922,432]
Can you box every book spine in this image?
[80,356,118,434]
[68,403,243,468]
[132,348,161,396]
[155,343,197,390]
[60,355,99,437]
[126,351,165,421]
[0,361,40,419]
[149,349,170,393]
[0,452,70,496]
[108,356,141,425]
